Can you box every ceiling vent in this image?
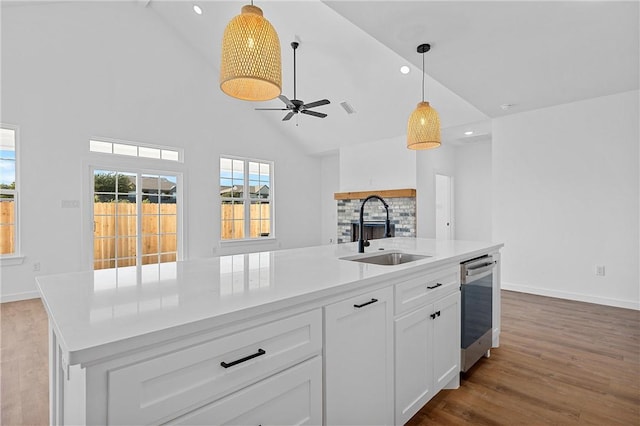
[340,101,357,115]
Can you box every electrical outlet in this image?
[595,265,605,276]
[33,262,41,272]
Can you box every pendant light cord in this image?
[421,51,425,103]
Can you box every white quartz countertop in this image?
[36,238,502,365]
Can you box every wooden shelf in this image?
[333,189,416,200]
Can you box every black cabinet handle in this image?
[430,313,437,319]
[220,349,266,368]
[436,311,441,317]
[354,298,378,308]
[427,283,443,290]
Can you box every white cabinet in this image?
[324,286,394,426]
[107,309,322,425]
[394,276,460,426]
[433,291,461,390]
[168,356,322,426]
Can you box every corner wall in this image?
[492,91,639,309]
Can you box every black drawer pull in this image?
[427,282,443,289]
[220,349,266,368]
[430,313,437,319]
[436,311,441,317]
[354,298,378,308]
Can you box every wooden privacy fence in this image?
[93,202,270,268]
[93,202,177,269]
[0,201,271,264]
[221,203,271,239]
[0,201,14,255]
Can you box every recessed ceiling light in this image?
[193,4,203,15]
[500,103,514,110]
[400,65,410,74]
[464,131,473,136]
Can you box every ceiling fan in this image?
[255,41,330,121]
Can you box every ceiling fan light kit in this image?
[220,3,282,101]
[407,43,441,150]
[255,41,330,122]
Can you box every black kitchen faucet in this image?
[358,195,391,253]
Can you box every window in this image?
[0,127,18,257]
[90,139,182,162]
[220,157,273,240]
[93,169,179,270]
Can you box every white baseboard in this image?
[502,281,640,311]
[1,290,40,304]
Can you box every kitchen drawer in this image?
[107,309,322,425]
[395,264,459,315]
[166,356,322,425]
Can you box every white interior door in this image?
[435,174,453,240]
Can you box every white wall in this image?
[339,135,416,192]
[337,133,491,241]
[0,2,322,301]
[416,144,456,238]
[493,91,639,309]
[320,152,339,245]
[454,141,492,241]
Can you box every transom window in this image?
[0,127,18,257]
[220,157,273,240]
[90,139,182,162]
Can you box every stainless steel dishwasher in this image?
[460,255,496,373]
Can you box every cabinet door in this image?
[324,287,394,426]
[394,304,434,426]
[168,356,322,426]
[433,291,461,391]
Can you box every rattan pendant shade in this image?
[407,44,441,150]
[407,101,441,149]
[220,4,282,101]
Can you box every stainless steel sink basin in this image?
[341,251,430,266]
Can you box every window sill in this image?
[219,237,277,247]
[0,255,25,266]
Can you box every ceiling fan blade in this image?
[303,99,330,109]
[282,111,295,121]
[255,108,289,111]
[301,110,327,118]
[279,95,295,109]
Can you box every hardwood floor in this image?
[0,291,638,425]
[407,291,640,425]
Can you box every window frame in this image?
[89,166,184,271]
[219,155,275,243]
[0,124,23,264]
[89,137,184,163]
[84,135,186,271]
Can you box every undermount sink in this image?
[341,251,431,266]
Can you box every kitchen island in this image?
[37,237,503,425]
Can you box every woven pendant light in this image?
[407,44,441,150]
[220,4,282,101]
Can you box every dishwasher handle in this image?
[461,256,496,284]
[466,261,496,277]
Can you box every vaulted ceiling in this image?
[7,1,639,155]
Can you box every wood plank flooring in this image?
[1,291,638,425]
[407,291,640,425]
